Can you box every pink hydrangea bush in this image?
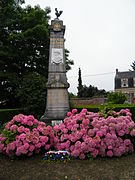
[1,108,135,160]
[53,108,135,159]
[0,114,55,157]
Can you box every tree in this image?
[16,72,46,117]
[130,61,135,71]
[65,49,74,72]
[77,67,106,98]
[0,0,25,107]
[0,4,50,107]
[69,92,77,98]
[0,2,74,109]
[77,67,83,97]
[107,91,127,104]
[78,84,107,98]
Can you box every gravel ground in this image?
[0,153,135,180]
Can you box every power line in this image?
[68,71,115,78]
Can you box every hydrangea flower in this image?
[53,108,135,159]
[0,114,55,157]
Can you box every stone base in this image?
[40,116,63,126]
[45,88,69,118]
[45,107,69,119]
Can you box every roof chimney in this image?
[116,68,118,74]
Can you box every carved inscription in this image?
[51,48,63,64]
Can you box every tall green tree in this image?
[0,4,50,107]
[0,1,74,111]
[77,67,83,97]
[0,0,25,107]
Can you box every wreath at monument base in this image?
[43,150,71,162]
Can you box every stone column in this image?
[41,18,70,125]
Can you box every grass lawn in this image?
[0,153,135,180]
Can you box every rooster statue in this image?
[55,8,63,19]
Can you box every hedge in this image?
[0,109,24,126]
[1,104,135,127]
[71,104,135,121]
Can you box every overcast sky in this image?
[23,0,135,94]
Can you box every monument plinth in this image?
[42,10,70,125]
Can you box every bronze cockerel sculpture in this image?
[55,8,63,19]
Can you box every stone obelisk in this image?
[42,9,70,125]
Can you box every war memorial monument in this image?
[42,9,70,125]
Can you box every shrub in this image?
[53,108,135,159]
[107,91,127,104]
[0,109,24,126]
[0,114,54,157]
[1,108,135,160]
[71,104,135,121]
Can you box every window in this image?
[125,92,130,103]
[133,78,135,87]
[121,78,128,87]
